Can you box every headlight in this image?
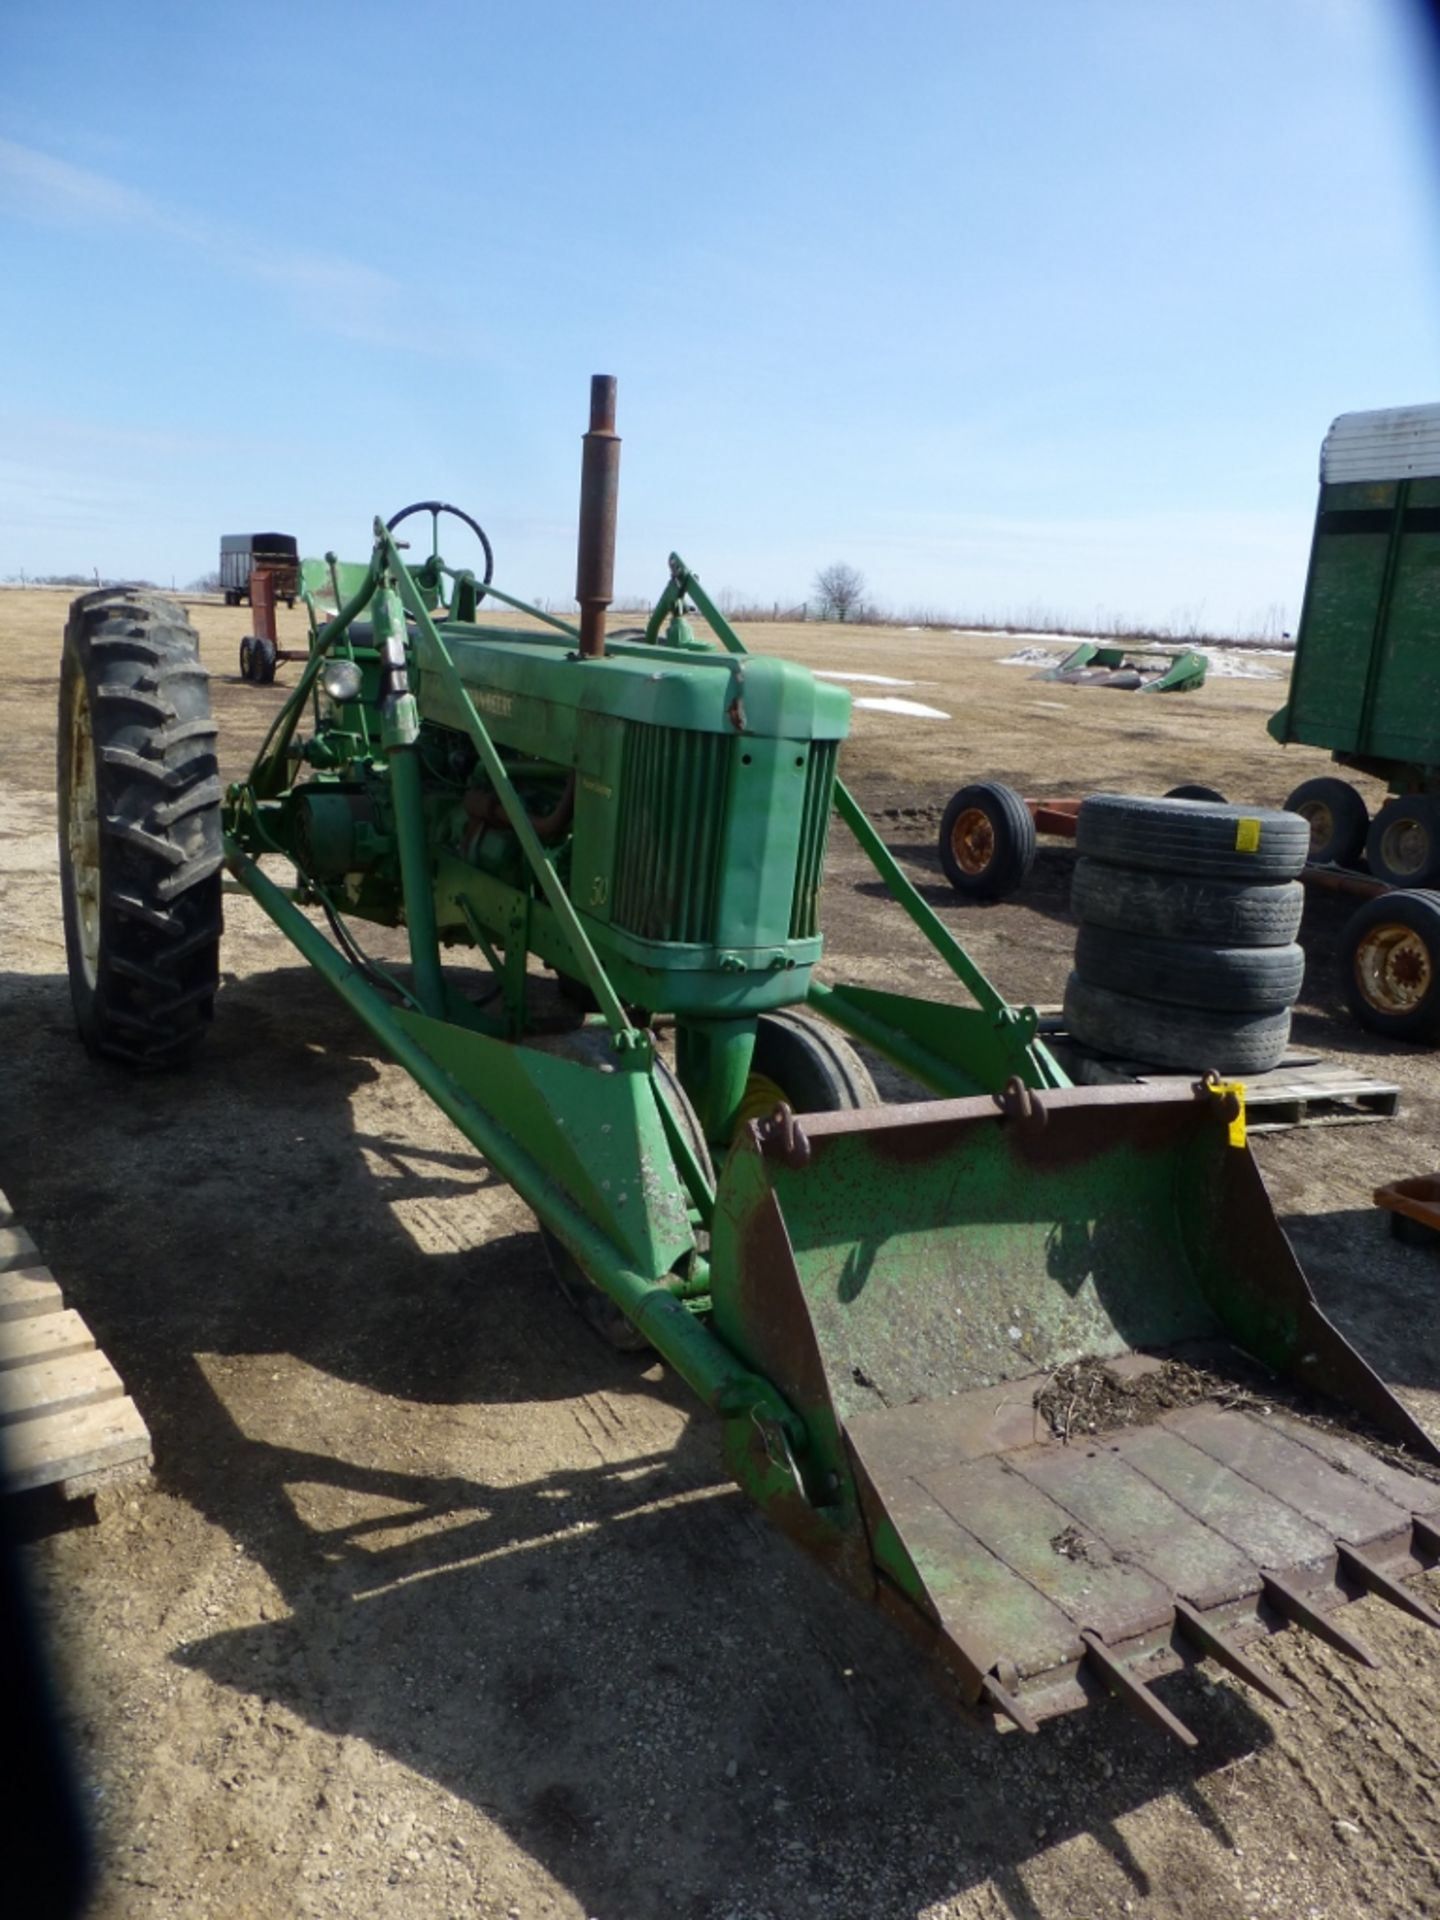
[320,658,364,703]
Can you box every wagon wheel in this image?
[385,501,495,610]
[937,782,1037,901]
[1340,891,1440,1041]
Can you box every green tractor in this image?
[58,378,1440,1743]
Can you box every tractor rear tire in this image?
[1365,797,1440,889]
[1063,973,1291,1075]
[1073,923,1305,1013]
[58,589,223,1067]
[1075,793,1308,881]
[542,1053,712,1353]
[1070,858,1304,947]
[1338,889,1440,1042]
[937,781,1037,901]
[1284,776,1369,869]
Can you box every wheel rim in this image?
[66,679,101,989]
[1379,814,1430,878]
[1355,923,1433,1014]
[950,806,996,876]
[1298,801,1332,855]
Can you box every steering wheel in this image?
[385,500,495,608]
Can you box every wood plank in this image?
[0,1349,124,1427]
[0,1264,63,1323]
[0,1309,94,1372]
[2,1396,151,1494]
[1069,1047,1399,1132]
[0,1224,41,1273]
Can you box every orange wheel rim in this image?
[950,807,996,876]
[1355,925,1433,1013]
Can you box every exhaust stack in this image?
[575,374,620,658]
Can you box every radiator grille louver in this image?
[612,726,730,943]
[610,726,837,948]
[790,740,838,939]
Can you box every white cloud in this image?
[0,135,478,359]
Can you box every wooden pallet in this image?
[1066,1048,1401,1133]
[0,1190,152,1498]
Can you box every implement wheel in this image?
[938,781,1036,901]
[1340,890,1440,1042]
[249,635,278,685]
[1365,797,1440,888]
[1285,776,1369,868]
[58,590,223,1067]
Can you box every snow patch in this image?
[814,670,914,686]
[1196,649,1278,680]
[854,696,950,720]
[1000,646,1065,668]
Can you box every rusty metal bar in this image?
[1172,1599,1298,1709]
[979,1673,1038,1735]
[1262,1573,1379,1666]
[1338,1543,1440,1629]
[1080,1630,1198,1747]
[576,373,620,658]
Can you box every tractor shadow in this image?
[0,962,1283,1919]
[1280,1204,1440,1404]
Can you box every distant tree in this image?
[812,561,866,623]
[187,570,223,593]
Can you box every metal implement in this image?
[203,377,1440,1743]
[1040,640,1207,693]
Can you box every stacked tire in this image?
[1064,794,1309,1075]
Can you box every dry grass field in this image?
[4,581,1440,1920]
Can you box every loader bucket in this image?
[710,1081,1440,1739]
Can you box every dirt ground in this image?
[5,583,1440,1920]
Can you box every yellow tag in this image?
[1234,817,1261,853]
[1207,1079,1248,1148]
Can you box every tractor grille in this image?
[612,725,730,943]
[790,740,838,939]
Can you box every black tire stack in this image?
[1064,794,1309,1075]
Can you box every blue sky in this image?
[1,0,1437,633]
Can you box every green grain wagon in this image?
[1271,402,1440,884]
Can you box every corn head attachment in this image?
[195,376,1440,1746]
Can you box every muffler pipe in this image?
[575,373,620,658]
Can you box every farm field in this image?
[4,581,1440,1920]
